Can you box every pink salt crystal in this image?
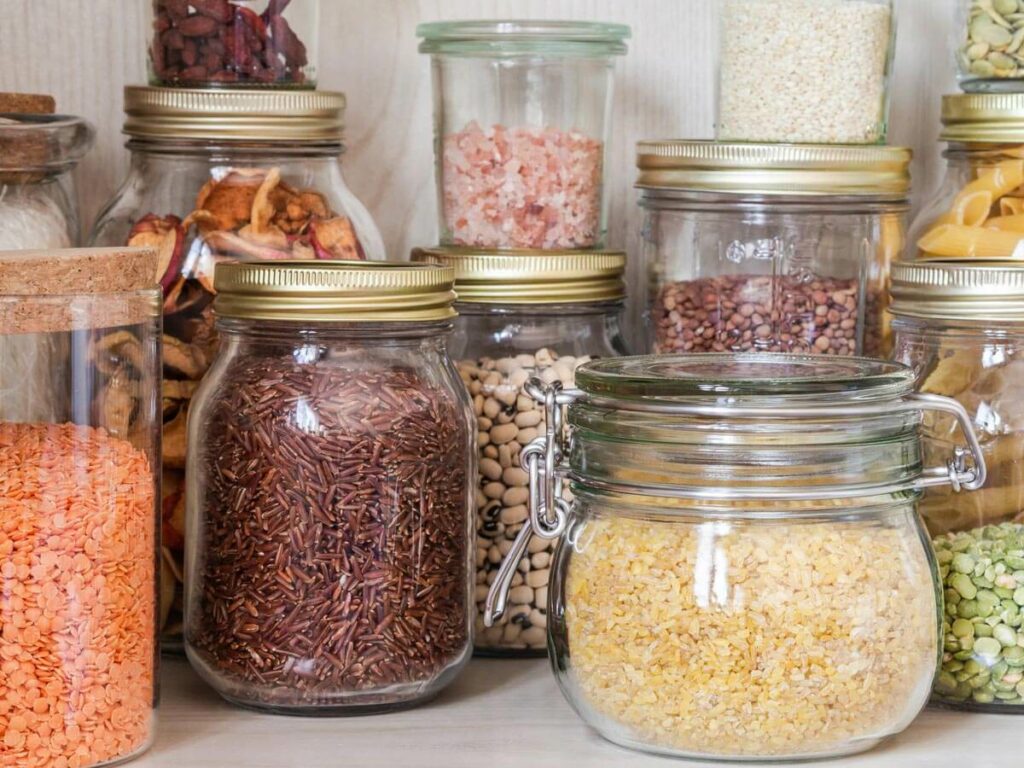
[441,122,603,250]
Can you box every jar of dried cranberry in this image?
[185,260,475,714]
[89,85,384,651]
[637,141,912,359]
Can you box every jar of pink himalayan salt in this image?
[418,20,630,251]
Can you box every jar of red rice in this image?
[418,20,630,251]
[0,247,161,768]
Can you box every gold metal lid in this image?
[941,93,1024,144]
[411,247,627,304]
[636,141,912,197]
[123,86,345,143]
[890,260,1024,322]
[214,260,457,322]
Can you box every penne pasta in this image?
[1000,196,1024,216]
[986,214,1024,232]
[918,223,1024,260]
[940,160,1024,227]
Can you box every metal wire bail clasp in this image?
[483,378,578,627]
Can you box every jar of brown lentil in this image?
[185,260,475,714]
[637,141,911,359]
[413,247,630,656]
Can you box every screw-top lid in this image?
[213,260,457,323]
[890,260,1024,322]
[411,247,627,305]
[941,93,1024,143]
[418,20,630,55]
[123,86,345,143]
[636,140,912,197]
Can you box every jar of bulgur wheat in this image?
[485,354,987,761]
[412,247,630,655]
[638,141,911,359]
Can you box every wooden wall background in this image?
[0,0,958,332]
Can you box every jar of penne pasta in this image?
[912,94,1024,261]
[891,259,1024,712]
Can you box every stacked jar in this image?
[91,0,384,652]
[895,91,1024,713]
[416,20,632,656]
[640,1,903,358]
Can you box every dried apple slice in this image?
[127,213,185,293]
[309,216,364,260]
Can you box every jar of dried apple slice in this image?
[89,85,385,651]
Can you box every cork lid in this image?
[0,247,161,334]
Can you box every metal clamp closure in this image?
[483,381,988,626]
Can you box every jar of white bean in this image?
[412,247,630,655]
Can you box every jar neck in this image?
[892,315,1024,339]
[216,317,453,344]
[125,138,345,161]
[639,188,909,215]
[942,142,1024,165]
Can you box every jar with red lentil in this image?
[485,354,987,760]
[638,141,911,359]
[89,85,384,651]
[185,260,475,714]
[0,247,161,768]
[418,20,630,250]
[412,247,630,656]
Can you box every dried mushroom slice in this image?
[921,347,983,397]
[92,331,145,377]
[162,403,188,470]
[96,372,140,439]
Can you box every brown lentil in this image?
[187,356,472,710]
[653,275,866,356]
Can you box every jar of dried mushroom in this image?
[0,247,161,768]
[957,0,1024,93]
[717,0,895,143]
[89,85,384,651]
[891,260,1024,712]
[418,21,630,250]
[637,141,911,359]
[910,94,1024,262]
[412,247,630,656]
[485,354,988,760]
[147,0,319,88]
[185,260,474,714]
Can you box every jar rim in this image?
[417,19,629,55]
[0,114,94,175]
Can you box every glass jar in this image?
[638,141,911,359]
[956,0,1024,93]
[485,354,986,760]
[413,247,630,656]
[89,86,384,650]
[0,247,161,768]
[911,94,1024,261]
[0,111,94,248]
[418,20,630,250]
[717,0,895,144]
[891,259,1024,712]
[147,0,319,88]
[185,260,474,714]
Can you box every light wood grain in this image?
[0,0,959,335]
[136,658,1013,768]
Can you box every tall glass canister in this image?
[418,21,630,250]
[89,86,384,650]
[0,247,161,767]
[413,247,630,655]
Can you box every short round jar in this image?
[717,0,895,143]
[90,86,384,649]
[413,247,630,655]
[891,259,1024,712]
[637,141,911,358]
[147,0,319,88]
[956,0,1024,93]
[485,354,986,760]
[418,20,629,250]
[185,261,475,714]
